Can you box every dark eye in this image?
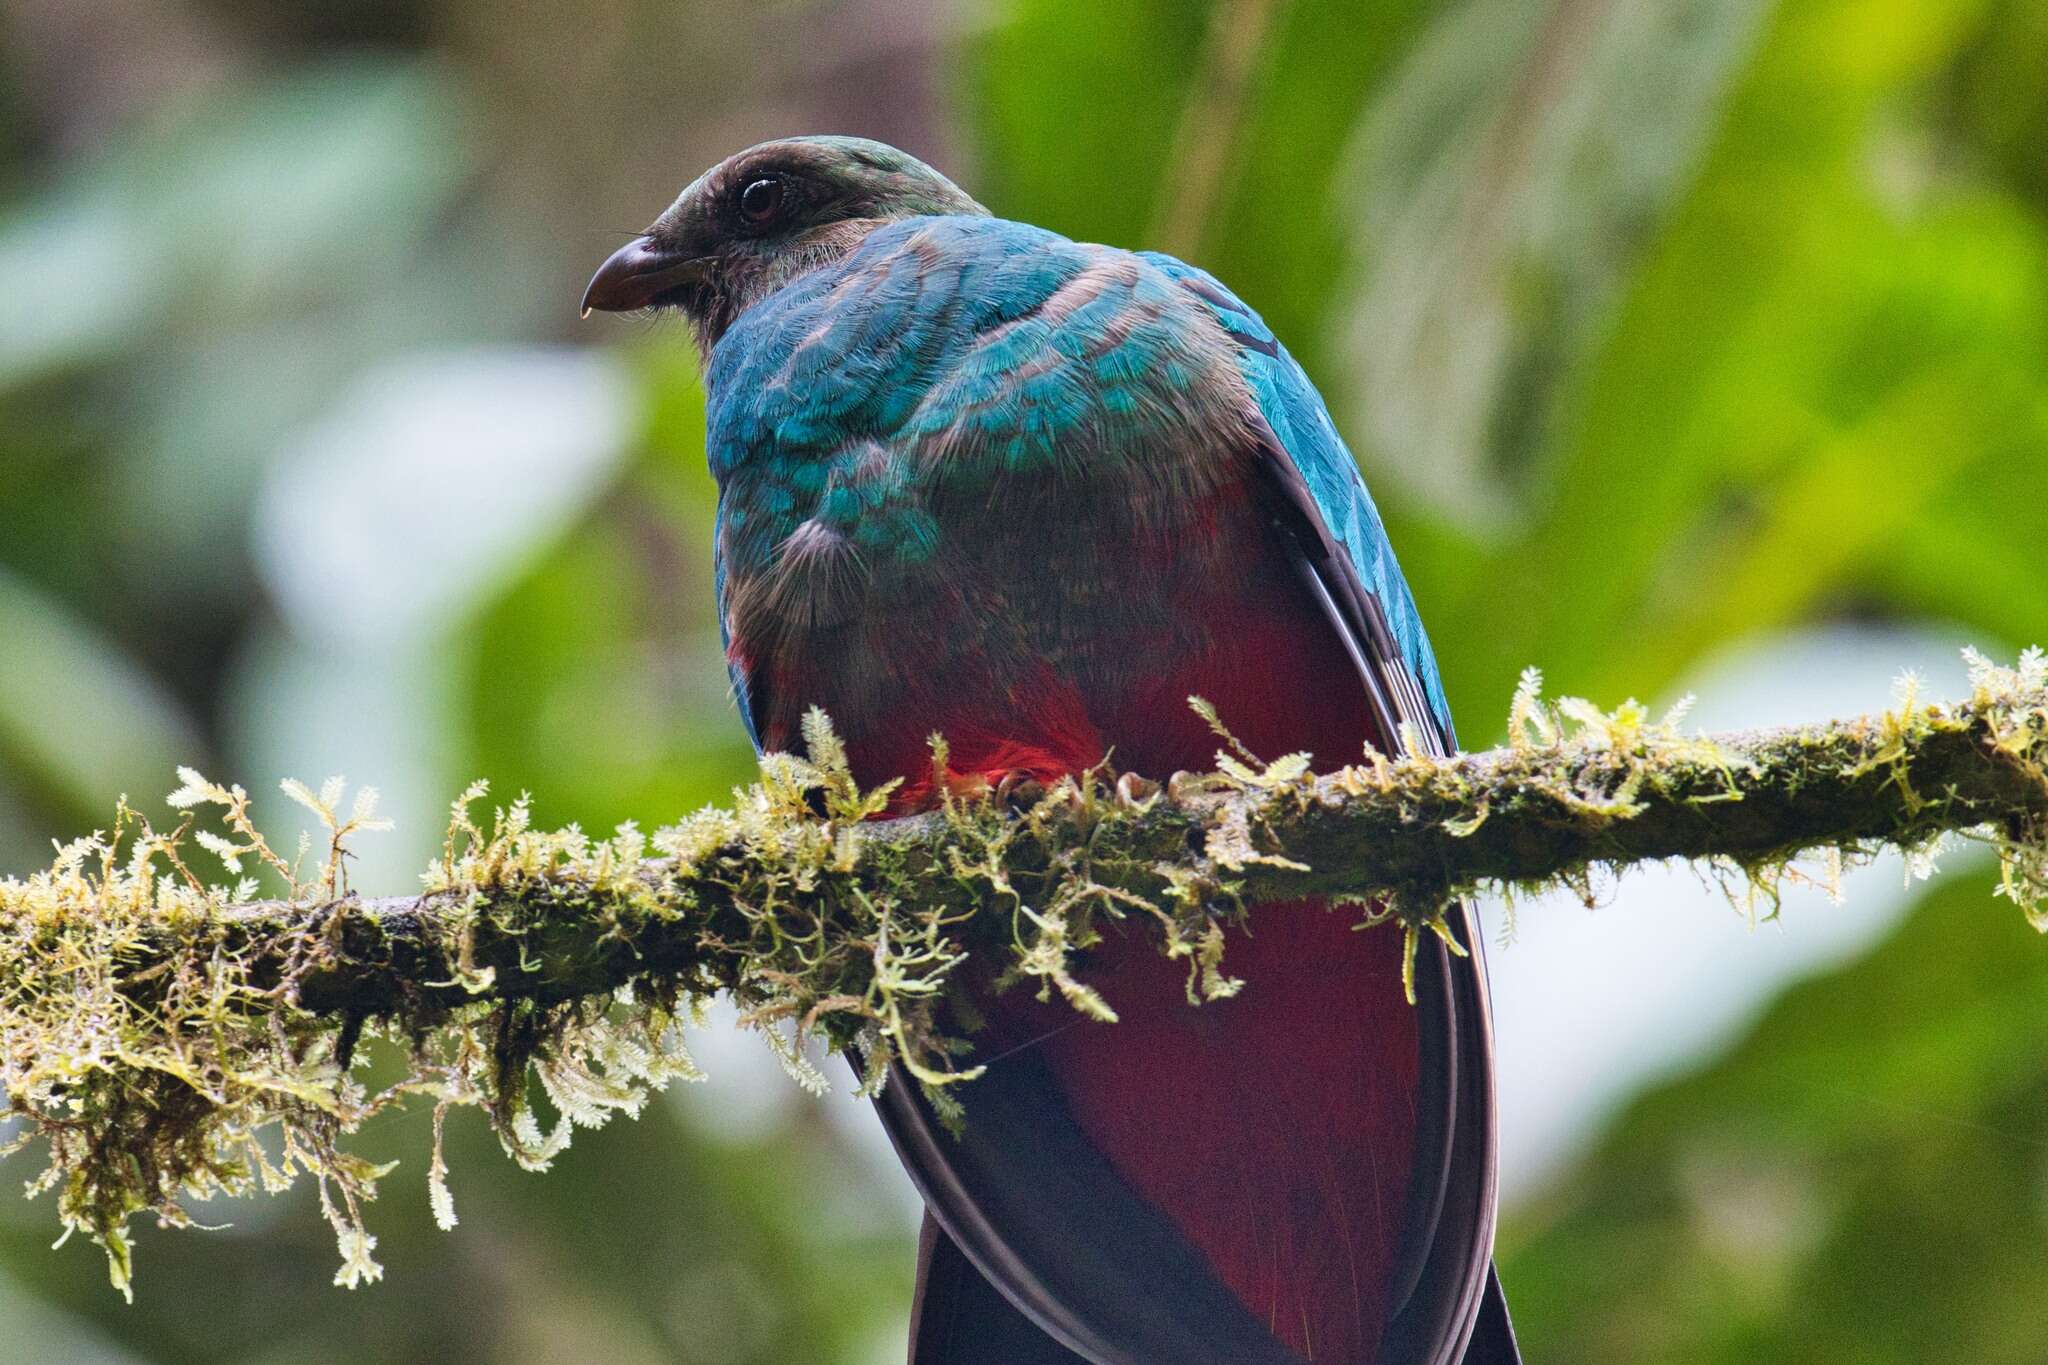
[739,177,785,225]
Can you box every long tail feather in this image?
[1457,1266,1523,1365]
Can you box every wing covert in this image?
[1146,251,1508,1365]
[1138,252,1454,749]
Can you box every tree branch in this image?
[3,651,2045,1291]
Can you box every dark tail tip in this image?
[1459,1263,1523,1365]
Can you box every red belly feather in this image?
[865,584,1419,1360]
[762,488,1423,1360]
[1018,604,1416,1361]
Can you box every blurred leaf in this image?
[971,1,1207,248]
[1499,866,2048,1364]
[1635,355,2046,682]
[0,565,200,825]
[1415,0,2047,719]
[971,0,1431,378]
[1178,0,1434,368]
[0,57,468,391]
[255,347,634,651]
[462,341,756,834]
[1878,457,2048,654]
[1942,0,2048,213]
[1338,0,1772,522]
[0,775,51,878]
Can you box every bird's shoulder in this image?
[1136,250,1453,734]
[703,217,1075,434]
[704,217,1246,467]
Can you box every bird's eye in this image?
[739,177,786,225]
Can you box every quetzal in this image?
[584,136,1518,1365]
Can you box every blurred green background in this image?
[2,0,2046,1360]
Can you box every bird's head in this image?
[581,135,985,349]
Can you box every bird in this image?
[583,135,1519,1365]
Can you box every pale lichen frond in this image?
[1,654,2045,1294]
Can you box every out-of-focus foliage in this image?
[1,0,2044,1358]
[1503,866,2048,1364]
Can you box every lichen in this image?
[0,656,2044,1294]
[1969,647,2048,925]
[0,709,1209,1293]
[0,781,706,1297]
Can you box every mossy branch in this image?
[2,650,2045,1294]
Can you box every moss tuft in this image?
[0,656,2044,1291]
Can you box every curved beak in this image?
[580,236,711,316]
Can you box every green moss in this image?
[0,654,2043,1294]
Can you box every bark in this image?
[4,658,2043,1293]
[181,664,2048,1025]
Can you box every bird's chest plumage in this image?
[716,439,1307,788]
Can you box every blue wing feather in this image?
[1137,251,1455,743]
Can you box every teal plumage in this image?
[584,136,1514,1365]
[704,213,1449,765]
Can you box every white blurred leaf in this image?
[254,346,633,650]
